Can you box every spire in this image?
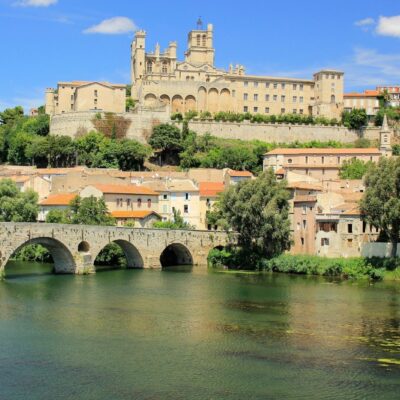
[197,17,203,30]
[382,113,389,132]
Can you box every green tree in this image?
[67,196,115,226]
[45,209,68,224]
[360,157,400,257]
[126,97,136,112]
[0,106,24,125]
[339,158,374,179]
[0,179,38,222]
[148,123,183,164]
[341,109,368,130]
[216,170,291,264]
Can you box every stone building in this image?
[46,81,126,116]
[344,90,380,117]
[130,21,344,119]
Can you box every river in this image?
[0,261,399,399]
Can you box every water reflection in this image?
[0,262,399,400]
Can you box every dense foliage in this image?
[341,109,368,130]
[0,179,38,222]
[360,157,400,257]
[339,158,374,179]
[0,107,149,170]
[209,170,291,265]
[153,209,194,230]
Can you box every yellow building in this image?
[131,20,344,119]
[46,81,126,116]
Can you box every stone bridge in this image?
[0,223,233,277]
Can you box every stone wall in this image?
[50,106,171,143]
[0,223,232,277]
[187,120,381,144]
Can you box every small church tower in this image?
[379,114,392,157]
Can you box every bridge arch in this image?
[4,237,76,275]
[94,239,144,269]
[160,243,193,268]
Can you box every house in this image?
[223,169,253,186]
[199,182,225,230]
[110,210,161,228]
[38,193,77,222]
[80,184,159,214]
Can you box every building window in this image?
[321,238,330,246]
[331,95,336,103]
[162,62,168,74]
[305,156,308,164]
[293,109,297,114]
[281,83,286,89]
[348,223,353,233]
[94,99,98,105]
[254,94,258,101]
[265,82,270,88]
[163,194,168,200]
[94,90,98,97]
[147,62,153,73]
[196,34,201,46]
[147,199,152,208]
[137,198,142,208]
[185,193,190,200]
[288,158,293,164]
[293,96,297,103]
[303,220,307,229]
[293,84,297,90]
[281,108,285,114]
[273,95,277,101]
[322,156,325,164]
[300,84,304,90]
[70,104,74,110]
[273,83,278,89]
[254,82,258,88]
[243,106,248,112]
[265,94,270,101]
[127,199,131,207]
[281,95,285,102]
[337,156,340,164]
[301,238,305,246]
[299,96,304,103]
[299,109,303,114]
[244,81,248,87]
[253,107,258,113]
[265,107,270,113]
[244,93,248,100]
[202,34,206,46]
[184,205,189,214]
[347,239,353,248]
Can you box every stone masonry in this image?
[0,223,232,277]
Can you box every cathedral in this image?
[130,20,344,119]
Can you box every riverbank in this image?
[208,250,400,281]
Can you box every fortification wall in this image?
[50,109,381,144]
[50,107,171,143]
[187,120,381,144]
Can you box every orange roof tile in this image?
[39,193,77,206]
[199,182,225,197]
[266,148,381,155]
[92,184,158,196]
[111,211,161,219]
[227,169,253,177]
[344,90,379,98]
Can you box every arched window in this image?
[147,62,153,73]
[147,199,152,208]
[202,34,206,47]
[137,198,142,208]
[331,94,336,104]
[196,34,201,46]
[287,159,293,164]
[162,62,168,74]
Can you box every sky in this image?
[0,0,399,112]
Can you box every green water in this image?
[1,262,400,400]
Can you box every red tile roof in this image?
[39,193,76,206]
[227,169,253,177]
[92,184,158,196]
[266,148,381,155]
[344,90,379,98]
[111,211,161,219]
[199,182,225,197]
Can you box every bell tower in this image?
[131,30,146,84]
[379,114,393,157]
[185,19,215,66]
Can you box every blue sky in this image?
[0,0,399,112]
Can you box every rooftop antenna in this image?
[197,16,203,30]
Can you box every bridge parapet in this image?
[0,223,235,277]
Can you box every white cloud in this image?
[83,17,137,35]
[355,17,375,27]
[376,15,400,38]
[14,0,58,7]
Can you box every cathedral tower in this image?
[184,19,215,66]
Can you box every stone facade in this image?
[131,22,344,119]
[0,223,233,277]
